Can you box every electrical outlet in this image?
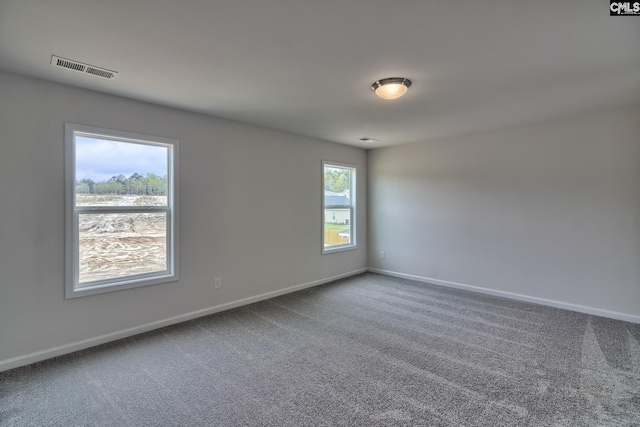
[214,278,222,288]
[379,251,385,259]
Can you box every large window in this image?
[65,124,178,298]
[323,161,356,253]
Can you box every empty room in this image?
[1,1,639,426]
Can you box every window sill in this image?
[65,273,179,299]
[322,245,357,255]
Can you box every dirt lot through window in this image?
[76,195,168,283]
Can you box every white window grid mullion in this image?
[75,206,170,214]
[325,204,352,209]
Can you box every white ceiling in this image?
[1,0,639,148]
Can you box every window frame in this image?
[322,160,357,254]
[64,123,179,299]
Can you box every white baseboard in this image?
[368,268,640,324]
[0,268,367,373]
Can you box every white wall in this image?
[369,106,640,320]
[0,71,367,368]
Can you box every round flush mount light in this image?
[371,77,412,100]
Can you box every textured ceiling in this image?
[1,0,639,148]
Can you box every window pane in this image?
[323,162,355,251]
[78,212,167,284]
[324,166,351,195]
[75,136,168,207]
[324,208,351,247]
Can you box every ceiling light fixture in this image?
[371,77,412,100]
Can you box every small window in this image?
[65,124,178,298]
[323,161,356,253]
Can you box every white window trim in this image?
[322,160,357,254]
[64,123,179,299]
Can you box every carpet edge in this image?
[0,268,368,373]
[369,268,640,324]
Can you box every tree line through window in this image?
[76,172,167,196]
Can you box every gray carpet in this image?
[1,273,640,426]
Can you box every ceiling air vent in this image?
[359,137,379,143]
[51,55,117,80]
